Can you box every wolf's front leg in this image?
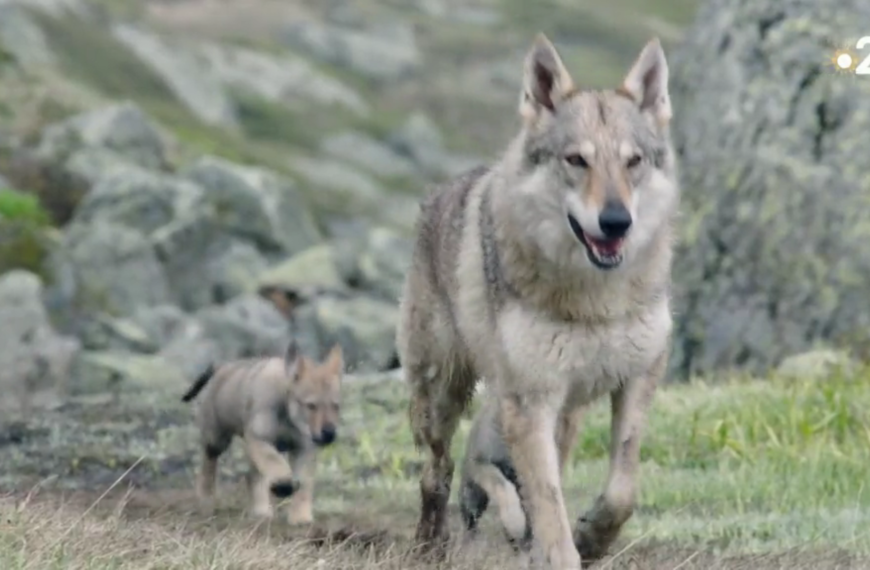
[501,396,580,570]
[283,448,317,525]
[573,353,665,561]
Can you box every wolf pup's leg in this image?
[406,358,475,553]
[459,471,488,538]
[196,436,230,513]
[242,432,299,519]
[573,353,665,562]
[465,461,529,549]
[283,448,317,525]
[501,394,581,570]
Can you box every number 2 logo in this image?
[856,36,870,75]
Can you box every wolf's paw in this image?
[573,516,619,564]
[270,478,300,498]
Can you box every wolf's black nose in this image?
[598,202,632,238]
[317,424,336,446]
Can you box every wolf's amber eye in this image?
[627,154,642,169]
[564,153,588,168]
[306,403,317,412]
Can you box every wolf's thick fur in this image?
[182,341,344,524]
[396,34,678,569]
[459,396,531,550]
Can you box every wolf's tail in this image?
[181,364,216,403]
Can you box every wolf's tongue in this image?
[589,237,622,255]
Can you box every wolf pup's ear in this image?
[284,340,305,379]
[620,37,672,128]
[324,343,344,378]
[519,33,575,123]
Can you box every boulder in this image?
[668,0,870,378]
[280,19,421,82]
[292,294,399,373]
[49,221,172,319]
[182,155,322,256]
[71,351,187,395]
[0,270,81,413]
[336,226,413,302]
[133,304,219,379]
[256,243,349,301]
[196,293,293,361]
[387,113,482,179]
[34,101,169,172]
[198,42,369,117]
[320,131,417,179]
[111,24,238,129]
[775,349,858,381]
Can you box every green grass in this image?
[0,188,51,277]
[324,368,870,554]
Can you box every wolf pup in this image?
[396,33,678,569]
[459,396,531,550]
[181,341,344,524]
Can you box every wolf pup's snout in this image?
[598,201,632,238]
[315,423,337,446]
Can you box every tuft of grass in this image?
[0,187,50,225]
[0,188,52,277]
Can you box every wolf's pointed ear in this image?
[519,33,575,122]
[284,340,305,380]
[620,37,672,127]
[324,343,344,378]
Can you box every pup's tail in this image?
[181,364,216,403]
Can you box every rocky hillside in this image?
[1,0,868,416]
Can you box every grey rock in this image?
[354,227,413,302]
[775,349,857,381]
[70,164,195,234]
[668,0,870,378]
[63,147,144,189]
[111,24,238,129]
[387,113,483,179]
[35,102,169,172]
[133,304,219,379]
[196,293,292,361]
[77,315,156,353]
[0,270,81,413]
[71,350,188,395]
[182,155,321,256]
[256,243,348,301]
[0,4,55,68]
[281,19,421,82]
[51,221,172,318]
[198,42,369,117]
[293,294,399,373]
[320,130,417,179]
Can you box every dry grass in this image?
[1,488,866,570]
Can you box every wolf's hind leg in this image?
[407,358,476,553]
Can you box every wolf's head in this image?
[283,341,344,447]
[504,34,679,272]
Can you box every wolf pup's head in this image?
[510,34,679,272]
[283,341,345,447]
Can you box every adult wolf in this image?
[396,33,678,569]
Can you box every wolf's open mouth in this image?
[567,214,625,270]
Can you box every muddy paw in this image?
[270,478,300,498]
[573,517,618,563]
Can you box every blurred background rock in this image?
[0,0,868,412]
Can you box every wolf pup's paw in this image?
[270,478,300,498]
